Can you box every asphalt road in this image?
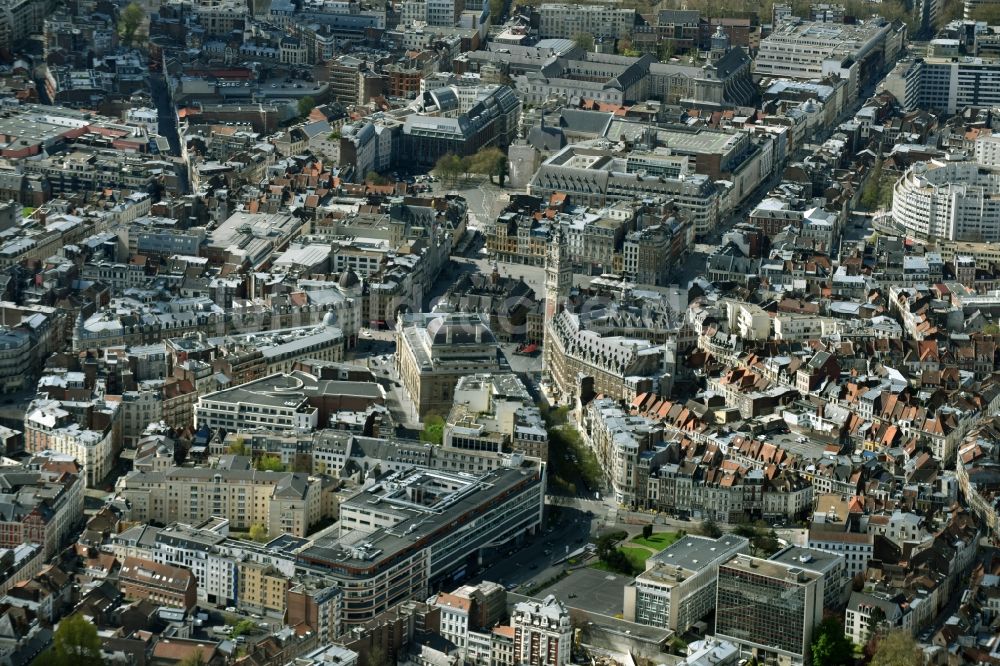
[473,506,596,592]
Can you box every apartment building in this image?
[511,595,572,666]
[297,460,545,627]
[145,520,236,607]
[807,528,875,579]
[119,556,198,610]
[238,560,289,617]
[715,555,824,665]
[114,453,334,537]
[287,577,344,643]
[891,159,1000,242]
[538,3,636,39]
[0,459,84,559]
[624,535,749,632]
[446,374,548,461]
[24,398,121,487]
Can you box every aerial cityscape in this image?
[0,0,999,664]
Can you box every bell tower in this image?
[544,226,571,321]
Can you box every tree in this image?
[970,3,1000,23]
[495,154,508,187]
[366,170,391,185]
[249,523,269,542]
[231,619,257,638]
[298,96,316,118]
[810,617,853,666]
[870,630,923,666]
[984,323,1000,335]
[365,645,388,666]
[420,414,445,445]
[180,649,205,666]
[228,439,250,456]
[489,0,505,23]
[47,614,104,666]
[255,455,285,472]
[700,517,722,538]
[434,153,463,185]
[574,32,594,51]
[117,1,145,46]
[860,159,884,210]
[642,524,653,539]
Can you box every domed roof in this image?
[426,313,496,346]
[322,311,337,327]
[338,268,360,289]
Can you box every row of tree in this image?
[810,617,925,666]
[434,148,508,187]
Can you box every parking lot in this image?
[538,567,632,617]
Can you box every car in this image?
[271,84,278,88]
[567,593,577,599]
[225,606,237,613]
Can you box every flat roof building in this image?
[624,534,749,632]
[297,459,545,627]
[396,312,505,417]
[715,554,824,665]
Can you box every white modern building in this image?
[884,56,1000,114]
[754,19,903,99]
[891,159,1000,242]
[624,534,750,632]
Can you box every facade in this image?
[538,3,635,40]
[715,555,824,665]
[511,595,572,666]
[890,159,1000,242]
[113,453,333,537]
[447,374,548,461]
[624,535,749,632]
[883,56,1000,114]
[24,399,121,487]
[754,19,902,100]
[119,556,198,610]
[0,460,84,559]
[529,145,721,234]
[396,312,504,417]
[297,460,545,628]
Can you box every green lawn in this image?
[620,545,654,571]
[630,531,682,551]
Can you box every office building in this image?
[769,545,846,611]
[297,459,545,627]
[624,535,749,632]
[511,595,572,666]
[715,555,824,665]
[530,144,721,234]
[396,312,505,417]
[398,86,521,167]
[891,159,1000,243]
[884,55,1000,114]
[754,19,903,99]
